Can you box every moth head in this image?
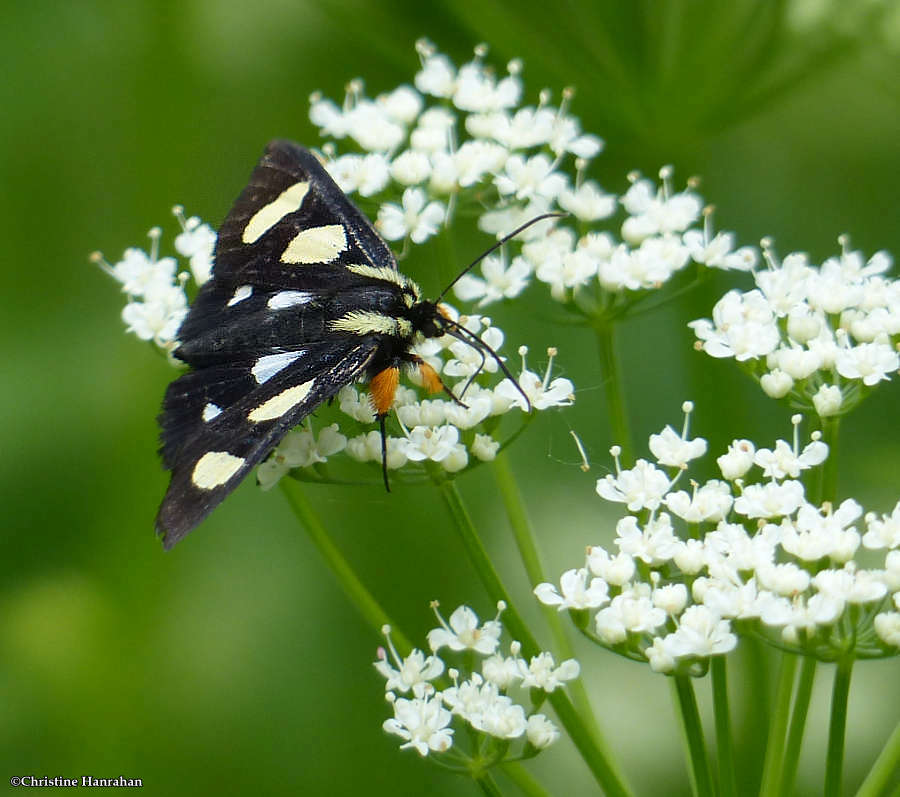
[407,300,447,339]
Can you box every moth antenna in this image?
[436,212,566,302]
[440,327,486,402]
[379,415,391,493]
[444,319,532,411]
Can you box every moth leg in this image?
[407,355,468,409]
[370,367,400,493]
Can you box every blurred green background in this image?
[2,0,898,794]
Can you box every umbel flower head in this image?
[308,40,755,322]
[536,403,900,673]
[375,602,573,760]
[691,235,899,417]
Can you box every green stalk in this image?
[491,454,605,738]
[777,657,817,797]
[437,480,633,797]
[711,657,737,797]
[499,763,552,797]
[824,656,854,797]
[673,675,713,797]
[759,653,798,797]
[474,771,504,797]
[855,717,900,797]
[593,319,633,463]
[814,416,841,504]
[280,480,412,653]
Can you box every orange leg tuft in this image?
[370,367,400,416]
[418,361,443,395]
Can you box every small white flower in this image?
[427,604,502,655]
[526,714,560,749]
[666,605,736,658]
[760,369,794,399]
[596,459,671,512]
[646,637,677,672]
[834,340,899,386]
[377,188,445,244]
[109,247,177,298]
[733,480,805,519]
[595,593,667,642]
[649,424,707,468]
[470,434,500,462]
[615,514,680,566]
[518,652,580,692]
[813,384,844,417]
[494,350,575,411]
[374,644,445,696]
[754,439,828,480]
[404,425,460,463]
[383,695,453,756]
[377,85,423,123]
[813,566,887,604]
[862,503,900,549]
[257,424,347,489]
[665,480,733,523]
[495,153,567,201]
[586,548,636,585]
[534,568,610,611]
[454,255,531,306]
[121,283,188,345]
[558,181,616,221]
[173,211,216,286]
[653,583,689,615]
[874,612,900,647]
[481,653,524,689]
[717,439,756,480]
[390,150,432,185]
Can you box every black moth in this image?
[157,139,540,548]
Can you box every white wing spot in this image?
[268,290,314,309]
[281,224,347,264]
[227,284,253,307]
[251,351,304,384]
[192,451,245,490]
[202,402,222,422]
[242,181,310,244]
[248,380,315,423]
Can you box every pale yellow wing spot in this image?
[242,181,310,244]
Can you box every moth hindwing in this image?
[156,139,449,548]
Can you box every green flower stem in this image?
[499,763,551,797]
[280,480,412,653]
[814,416,841,504]
[491,453,605,738]
[825,656,854,797]
[673,675,713,797]
[855,717,900,797]
[474,771,504,797]
[777,656,817,797]
[437,480,633,797]
[711,657,737,797]
[593,319,633,463]
[759,653,798,797]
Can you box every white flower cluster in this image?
[376,603,575,758]
[258,333,574,488]
[535,403,900,672]
[309,41,753,312]
[94,206,215,352]
[691,236,899,417]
